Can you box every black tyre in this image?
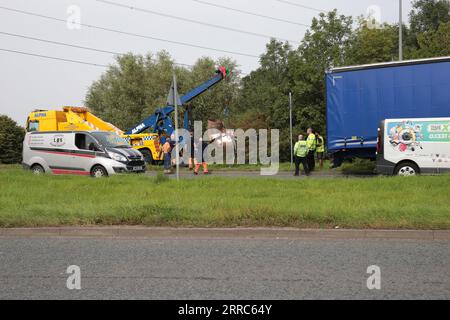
[395,162,420,177]
[30,164,45,175]
[140,149,154,164]
[91,165,108,178]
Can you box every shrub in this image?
[0,115,25,164]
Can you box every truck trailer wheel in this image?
[31,164,45,175]
[91,165,108,178]
[395,162,419,177]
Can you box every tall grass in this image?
[0,167,449,229]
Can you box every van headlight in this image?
[108,152,127,162]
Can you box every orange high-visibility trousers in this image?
[195,162,208,173]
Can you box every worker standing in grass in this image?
[294,134,309,176]
[306,128,316,172]
[162,136,172,174]
[194,137,210,175]
[315,131,325,170]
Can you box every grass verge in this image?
[147,161,332,172]
[0,166,449,229]
[341,159,376,175]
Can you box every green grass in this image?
[0,166,449,229]
[341,159,376,175]
[147,161,332,172]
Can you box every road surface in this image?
[0,235,448,299]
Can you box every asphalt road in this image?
[0,237,448,299]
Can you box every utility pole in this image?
[289,92,293,169]
[399,0,403,61]
[173,74,180,181]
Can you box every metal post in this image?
[173,74,180,181]
[399,0,403,61]
[289,92,293,169]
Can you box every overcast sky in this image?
[0,0,413,125]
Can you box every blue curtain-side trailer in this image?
[326,57,450,167]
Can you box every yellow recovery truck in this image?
[26,107,162,163]
[26,68,228,163]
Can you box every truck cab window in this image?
[27,121,39,132]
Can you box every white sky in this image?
[0,0,413,124]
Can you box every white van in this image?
[23,131,146,177]
[376,118,450,176]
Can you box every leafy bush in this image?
[0,115,25,164]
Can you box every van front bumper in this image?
[113,165,146,174]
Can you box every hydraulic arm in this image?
[125,66,227,135]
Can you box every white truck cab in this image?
[376,118,450,176]
[22,131,146,177]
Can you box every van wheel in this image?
[395,162,419,176]
[140,149,154,164]
[31,164,45,175]
[91,165,108,178]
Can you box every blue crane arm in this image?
[124,67,227,135]
[125,106,174,135]
[180,73,224,105]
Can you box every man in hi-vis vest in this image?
[315,131,325,170]
[294,135,310,176]
[306,128,316,171]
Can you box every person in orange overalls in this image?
[194,137,209,175]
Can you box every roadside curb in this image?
[0,227,448,240]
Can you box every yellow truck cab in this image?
[121,133,162,164]
[26,107,162,163]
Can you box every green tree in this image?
[183,56,241,131]
[410,0,450,34]
[413,21,450,57]
[237,39,292,160]
[346,20,398,65]
[289,10,353,137]
[239,39,291,125]
[0,115,25,164]
[86,51,181,130]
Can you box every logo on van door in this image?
[388,121,424,152]
[50,135,66,147]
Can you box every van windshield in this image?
[91,132,130,148]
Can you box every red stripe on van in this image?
[37,150,96,158]
[52,169,90,175]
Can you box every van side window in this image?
[75,133,87,150]
[75,133,99,151]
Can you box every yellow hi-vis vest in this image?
[294,140,308,157]
[316,135,325,153]
[306,133,316,151]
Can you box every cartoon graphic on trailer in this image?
[388,120,424,152]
